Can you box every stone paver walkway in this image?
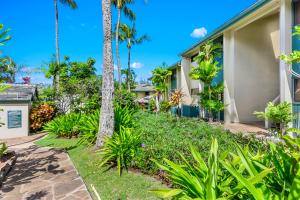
[0,137,92,200]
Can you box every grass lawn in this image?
[35,134,165,200]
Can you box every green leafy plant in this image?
[0,142,8,159]
[189,41,223,122]
[0,24,11,46]
[43,113,82,138]
[151,138,224,199]
[99,127,141,176]
[78,111,100,145]
[159,101,170,112]
[114,89,137,110]
[254,102,293,134]
[114,104,134,132]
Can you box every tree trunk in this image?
[208,85,213,123]
[127,46,131,92]
[54,0,60,90]
[116,8,122,89]
[96,0,114,147]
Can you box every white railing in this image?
[265,95,280,129]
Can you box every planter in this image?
[0,151,17,187]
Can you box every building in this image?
[132,84,155,99]
[0,84,37,139]
[170,0,299,127]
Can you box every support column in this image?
[280,0,293,103]
[180,57,192,105]
[224,31,239,123]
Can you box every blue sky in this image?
[1,0,256,84]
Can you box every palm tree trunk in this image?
[116,8,122,89]
[54,0,60,90]
[96,0,115,147]
[127,47,131,92]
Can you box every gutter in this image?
[179,0,271,57]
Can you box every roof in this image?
[132,84,155,92]
[168,61,181,70]
[180,0,271,56]
[0,84,38,102]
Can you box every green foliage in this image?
[254,102,293,132]
[0,56,16,83]
[281,26,300,64]
[159,101,170,112]
[44,113,82,138]
[121,69,136,90]
[78,111,100,145]
[189,41,224,121]
[114,104,134,132]
[132,111,262,174]
[0,24,11,46]
[151,139,223,199]
[149,98,156,111]
[0,142,8,159]
[114,89,137,110]
[99,127,141,176]
[43,56,101,114]
[151,66,172,101]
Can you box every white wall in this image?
[224,14,280,123]
[0,103,30,139]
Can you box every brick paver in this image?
[0,138,92,200]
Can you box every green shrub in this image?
[44,113,82,138]
[115,89,137,110]
[132,111,263,174]
[159,101,170,112]
[78,111,100,145]
[99,127,141,176]
[149,99,156,111]
[254,102,293,133]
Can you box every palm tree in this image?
[96,0,115,147]
[119,23,150,91]
[151,66,172,111]
[53,0,77,90]
[111,0,135,89]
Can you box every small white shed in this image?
[0,84,37,139]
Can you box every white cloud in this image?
[190,27,207,38]
[131,62,144,69]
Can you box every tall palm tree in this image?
[96,0,115,147]
[54,0,77,90]
[119,23,149,91]
[111,0,135,89]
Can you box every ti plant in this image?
[0,142,8,159]
[169,89,184,118]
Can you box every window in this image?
[145,92,150,96]
[294,78,300,102]
[191,88,199,96]
[294,0,300,25]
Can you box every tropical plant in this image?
[30,103,56,132]
[0,24,11,46]
[111,0,135,88]
[254,101,293,134]
[189,41,223,122]
[97,0,115,147]
[114,104,134,131]
[0,56,16,83]
[114,88,137,110]
[0,142,8,159]
[99,127,141,176]
[44,113,81,138]
[118,23,150,91]
[151,66,172,111]
[78,111,100,145]
[159,101,170,112]
[121,68,136,90]
[169,89,184,118]
[151,139,225,199]
[53,0,77,90]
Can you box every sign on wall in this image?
[7,110,22,129]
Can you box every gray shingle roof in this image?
[0,84,37,102]
[132,84,155,92]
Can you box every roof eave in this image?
[179,0,271,57]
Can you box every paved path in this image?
[0,135,92,200]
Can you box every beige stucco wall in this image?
[135,91,155,99]
[0,103,30,139]
[224,14,280,123]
